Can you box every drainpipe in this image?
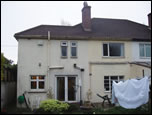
[73,64,84,105]
[47,31,50,91]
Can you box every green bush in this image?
[39,99,70,114]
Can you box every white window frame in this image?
[61,41,68,58]
[30,75,45,91]
[70,41,77,58]
[139,43,151,58]
[102,43,124,57]
[104,75,124,92]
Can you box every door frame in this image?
[55,75,79,103]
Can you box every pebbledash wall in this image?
[17,38,151,108]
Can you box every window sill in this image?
[61,56,68,59]
[28,90,47,93]
[71,56,78,59]
[139,57,151,59]
[102,56,125,59]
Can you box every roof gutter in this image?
[14,34,151,41]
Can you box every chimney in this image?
[82,2,91,31]
[148,13,151,29]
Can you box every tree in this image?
[1,53,5,80]
[1,53,17,81]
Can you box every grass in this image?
[65,102,151,114]
[4,101,151,114]
[90,103,151,114]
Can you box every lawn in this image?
[91,104,151,114]
[63,103,151,114]
[3,101,151,114]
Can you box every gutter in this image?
[14,34,151,42]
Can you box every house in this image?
[14,2,151,109]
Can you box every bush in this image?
[39,99,69,114]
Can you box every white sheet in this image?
[112,76,149,109]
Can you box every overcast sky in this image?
[1,1,151,64]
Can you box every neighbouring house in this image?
[14,2,151,109]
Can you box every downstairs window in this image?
[31,75,45,90]
[104,75,124,92]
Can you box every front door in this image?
[56,76,77,102]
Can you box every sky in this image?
[1,1,151,64]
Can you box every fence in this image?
[1,81,17,109]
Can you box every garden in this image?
[33,99,151,114]
[2,99,151,114]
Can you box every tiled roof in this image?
[14,18,151,41]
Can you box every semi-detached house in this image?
[14,2,151,109]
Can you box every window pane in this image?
[119,76,124,80]
[39,81,44,89]
[109,43,124,56]
[119,76,124,82]
[111,76,118,80]
[104,76,109,91]
[61,46,67,57]
[31,81,37,89]
[104,76,109,79]
[103,44,108,56]
[71,47,77,57]
[57,77,65,101]
[145,44,151,57]
[31,76,37,80]
[68,77,76,101]
[104,84,109,91]
[139,44,144,57]
[39,76,44,80]
[104,80,109,84]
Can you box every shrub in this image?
[39,99,69,114]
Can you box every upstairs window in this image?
[139,44,151,58]
[31,75,45,90]
[71,42,77,57]
[61,41,68,57]
[103,43,124,57]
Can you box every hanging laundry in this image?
[112,76,149,109]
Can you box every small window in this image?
[71,42,77,57]
[61,41,68,57]
[140,44,151,58]
[103,43,124,57]
[31,75,45,90]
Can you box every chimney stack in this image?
[82,2,91,31]
[148,13,151,29]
